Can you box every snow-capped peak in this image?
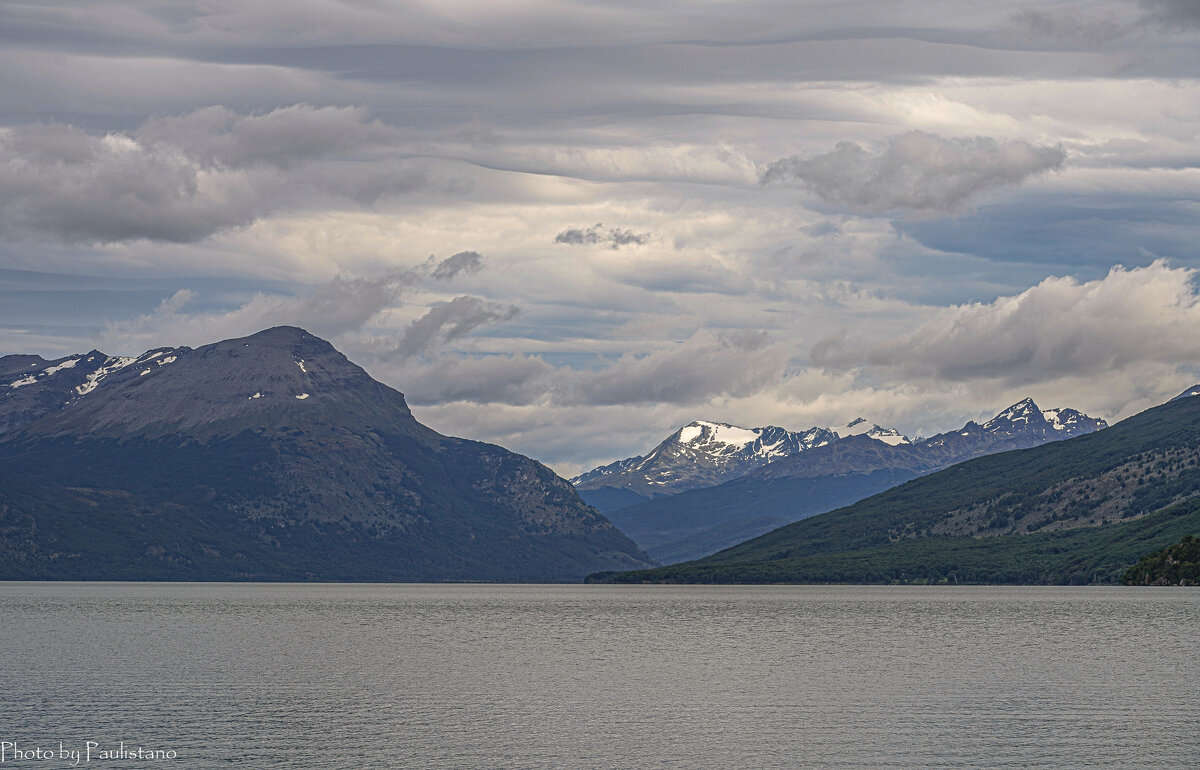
[831,417,910,446]
[984,398,1041,431]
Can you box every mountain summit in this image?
[571,420,845,508]
[0,327,652,581]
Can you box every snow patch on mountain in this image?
[75,352,137,393]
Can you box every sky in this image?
[1,0,1198,477]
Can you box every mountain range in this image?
[572,417,907,509]
[594,387,1200,585]
[0,327,652,581]
[577,400,1107,563]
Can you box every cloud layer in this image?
[1,0,1198,474]
[763,132,1066,214]
[0,105,424,243]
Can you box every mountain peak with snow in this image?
[572,415,912,504]
[831,417,910,446]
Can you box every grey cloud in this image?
[393,296,520,359]
[431,251,484,280]
[134,104,401,169]
[1139,0,1200,29]
[0,106,424,244]
[762,132,1066,214]
[97,254,493,351]
[398,354,554,406]
[555,224,650,249]
[1010,9,1130,45]
[565,330,785,406]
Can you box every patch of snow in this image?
[9,375,37,388]
[249,392,263,399]
[1042,408,1067,430]
[156,356,176,366]
[709,424,759,448]
[678,425,703,443]
[42,357,82,376]
[140,369,151,376]
[295,393,309,400]
[872,432,909,446]
[75,355,136,396]
[296,359,308,373]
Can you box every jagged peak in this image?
[984,397,1043,429]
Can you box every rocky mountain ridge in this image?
[574,398,1106,513]
[599,397,1108,564]
[0,327,652,581]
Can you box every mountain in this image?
[594,390,1200,584]
[603,398,1107,564]
[0,346,181,434]
[571,417,906,510]
[0,327,652,581]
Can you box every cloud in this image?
[96,252,490,351]
[430,250,484,280]
[762,131,1066,214]
[555,223,650,249]
[1139,0,1200,29]
[819,260,1200,386]
[391,296,520,359]
[0,105,424,244]
[1009,8,1130,45]
[564,329,785,406]
[396,354,555,406]
[134,104,400,169]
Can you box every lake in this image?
[1,583,1197,768]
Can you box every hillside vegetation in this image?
[592,394,1200,584]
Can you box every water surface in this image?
[2,583,1197,768]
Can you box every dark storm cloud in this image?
[554,224,650,249]
[762,132,1066,215]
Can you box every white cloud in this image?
[829,260,1200,385]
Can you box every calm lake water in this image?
[1,583,1197,768]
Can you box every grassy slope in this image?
[593,395,1200,584]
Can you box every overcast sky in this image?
[2,0,1198,476]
